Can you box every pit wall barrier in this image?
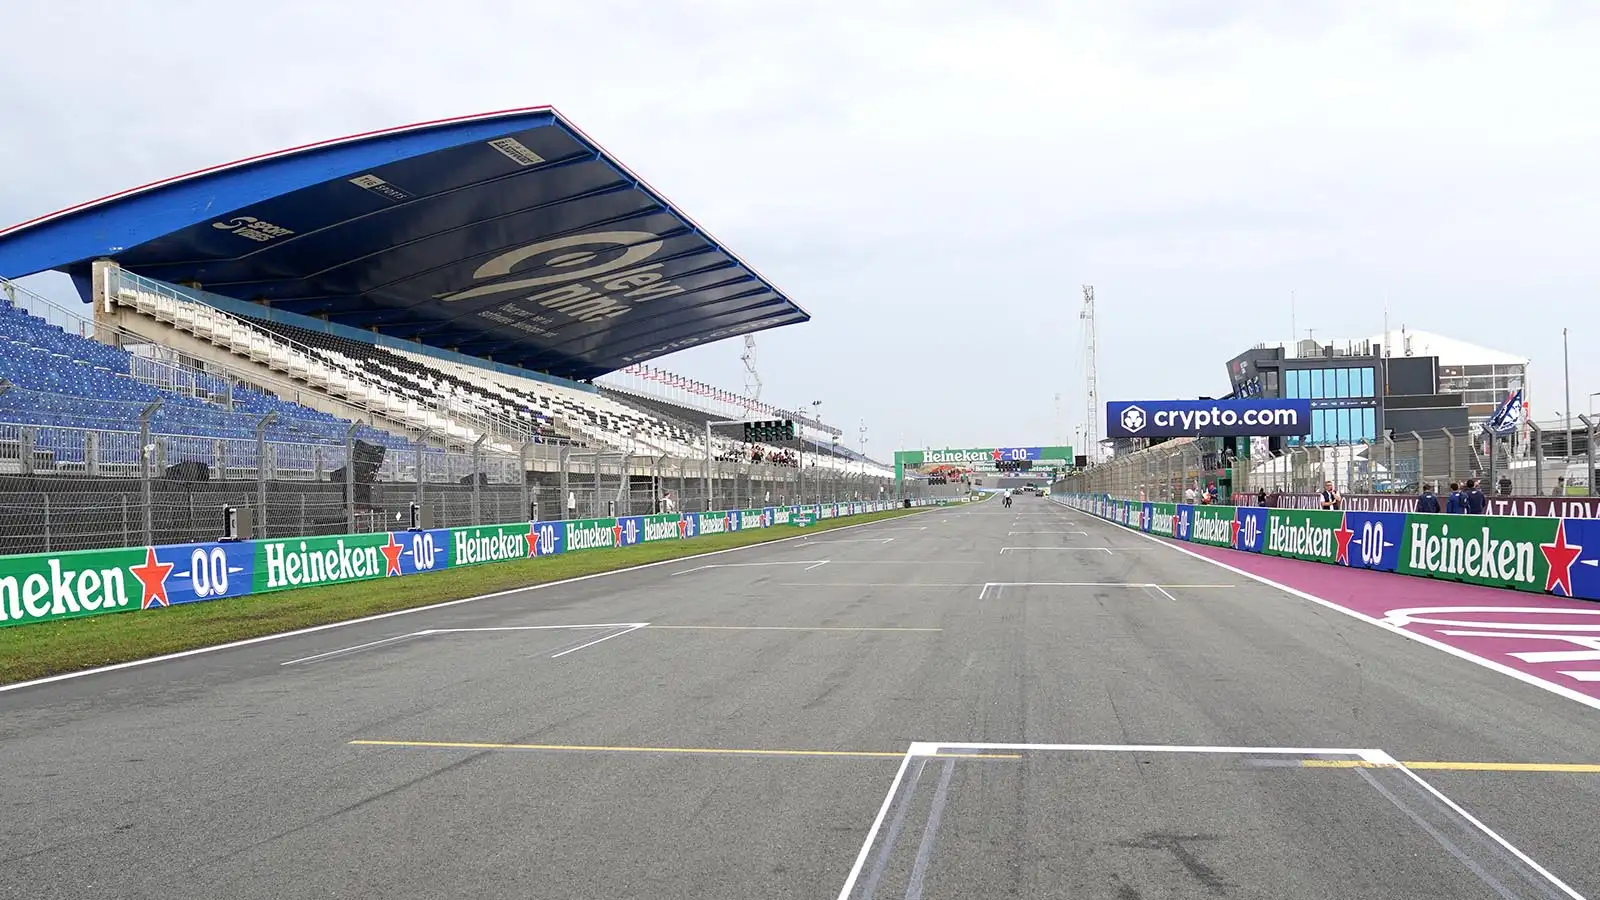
[1054,493,1598,603]
[0,498,954,628]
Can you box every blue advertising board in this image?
[1235,507,1269,553]
[1106,399,1313,438]
[530,520,565,557]
[1340,510,1406,571]
[154,540,256,606]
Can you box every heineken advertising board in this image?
[895,445,1074,480]
[1058,492,1600,602]
[0,500,918,630]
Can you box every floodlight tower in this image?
[1080,285,1099,463]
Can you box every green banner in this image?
[1148,503,1178,538]
[564,517,619,552]
[641,514,681,542]
[451,522,533,567]
[1190,505,1236,547]
[1263,509,1343,563]
[1396,513,1555,592]
[0,545,148,626]
[254,532,394,592]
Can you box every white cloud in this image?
[2,0,1596,450]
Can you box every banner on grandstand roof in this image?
[1105,399,1312,438]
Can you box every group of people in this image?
[1415,479,1490,514]
[713,444,799,467]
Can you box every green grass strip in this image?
[0,507,933,686]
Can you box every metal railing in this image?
[1056,423,1599,501]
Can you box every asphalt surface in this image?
[4,497,1600,899]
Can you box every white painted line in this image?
[776,582,981,588]
[1007,531,1089,535]
[1000,547,1113,555]
[1562,671,1600,682]
[549,623,650,658]
[280,632,430,666]
[1149,584,1179,603]
[834,746,917,900]
[1372,750,1589,900]
[802,538,895,545]
[672,560,829,576]
[0,511,932,695]
[978,582,1232,599]
[1050,497,1600,713]
[646,625,942,632]
[804,560,831,571]
[281,623,650,665]
[914,741,1378,756]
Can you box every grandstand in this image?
[0,108,897,554]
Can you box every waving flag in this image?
[1484,388,1525,436]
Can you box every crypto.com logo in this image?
[1120,405,1148,434]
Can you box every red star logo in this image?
[1171,514,1180,536]
[992,448,1006,461]
[1540,520,1584,596]
[678,517,688,538]
[526,525,540,558]
[131,547,175,610]
[612,523,624,546]
[1334,514,1355,565]
[1230,517,1242,548]
[724,513,733,532]
[380,533,405,576]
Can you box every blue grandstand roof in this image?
[0,108,808,381]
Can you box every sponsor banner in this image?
[696,511,734,535]
[1107,399,1311,438]
[819,504,836,520]
[617,516,645,547]
[1235,507,1268,552]
[1341,511,1406,572]
[1554,519,1600,600]
[1396,514,1558,594]
[1189,505,1236,548]
[741,509,764,530]
[1263,510,1343,563]
[530,520,565,556]
[565,517,620,552]
[153,541,257,607]
[641,514,681,543]
[770,506,791,526]
[1149,503,1178,538]
[1175,505,1194,541]
[254,532,396,592]
[451,523,532,567]
[0,545,147,626]
[1251,492,1600,519]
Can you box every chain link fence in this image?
[0,414,894,556]
[1056,421,1599,502]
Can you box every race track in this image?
[4,497,1599,899]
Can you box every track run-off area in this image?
[4,497,1600,899]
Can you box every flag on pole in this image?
[1483,388,1525,436]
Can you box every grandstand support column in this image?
[416,428,432,514]
[472,435,487,526]
[346,423,360,532]
[138,400,162,545]
[255,412,277,534]
[520,440,537,521]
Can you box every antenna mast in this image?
[1080,285,1098,462]
[740,335,762,414]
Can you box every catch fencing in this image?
[0,409,895,556]
[1058,422,1598,501]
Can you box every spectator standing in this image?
[1184,486,1197,503]
[1416,483,1441,514]
[1464,479,1487,515]
[1319,480,1342,510]
[1446,482,1464,514]
[567,491,577,519]
[1256,487,1268,507]
[1553,476,1566,497]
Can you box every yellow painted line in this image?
[1298,760,1600,773]
[349,739,1018,759]
[645,625,943,632]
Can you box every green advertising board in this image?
[1396,513,1555,593]
[641,514,682,542]
[1262,509,1343,563]
[255,532,395,593]
[1148,503,1178,538]
[893,445,1074,480]
[0,545,148,626]
[452,522,533,567]
[564,518,619,552]
[1189,505,1236,547]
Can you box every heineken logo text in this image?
[1408,522,1535,584]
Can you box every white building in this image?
[1363,329,1529,428]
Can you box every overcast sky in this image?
[3,1,1597,456]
